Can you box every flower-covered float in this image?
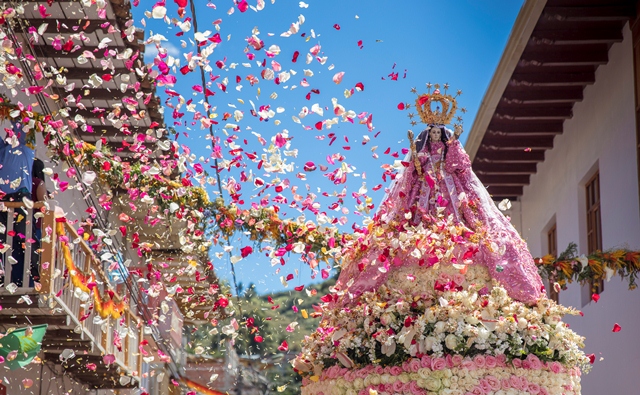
[293,87,589,395]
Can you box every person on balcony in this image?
[0,121,35,287]
[29,158,48,284]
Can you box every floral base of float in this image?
[301,362,581,395]
[294,266,589,395]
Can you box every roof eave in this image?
[465,0,548,161]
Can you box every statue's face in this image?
[429,127,442,142]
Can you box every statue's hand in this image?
[454,125,463,139]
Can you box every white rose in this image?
[370,375,380,386]
[435,321,446,333]
[445,334,458,350]
[353,378,363,389]
[424,377,442,392]
[380,374,391,384]
[398,373,410,384]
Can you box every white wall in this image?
[519,23,640,395]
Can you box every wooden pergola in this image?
[6,0,166,158]
[466,0,636,200]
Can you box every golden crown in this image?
[406,83,466,130]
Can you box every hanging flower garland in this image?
[57,222,127,319]
[536,242,640,292]
[210,198,351,264]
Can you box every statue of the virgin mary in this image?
[335,88,544,306]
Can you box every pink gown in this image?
[336,139,544,305]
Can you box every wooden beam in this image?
[477,174,531,186]
[484,185,523,198]
[75,125,158,137]
[543,5,636,22]
[473,162,538,174]
[0,315,68,326]
[502,86,584,104]
[531,28,623,44]
[55,88,141,101]
[32,45,140,60]
[520,44,609,66]
[475,149,545,162]
[494,105,573,120]
[482,135,555,149]
[510,72,595,86]
[62,67,133,79]
[487,120,565,135]
[12,19,119,34]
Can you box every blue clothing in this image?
[0,122,34,195]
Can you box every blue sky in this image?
[133,0,525,294]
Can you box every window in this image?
[585,171,603,294]
[547,224,559,303]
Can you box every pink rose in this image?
[485,375,501,390]
[357,369,369,379]
[496,354,507,367]
[445,354,454,368]
[392,380,404,393]
[390,366,403,376]
[374,365,385,375]
[409,381,422,395]
[472,355,486,368]
[479,379,492,393]
[409,358,422,373]
[521,360,531,369]
[358,390,367,395]
[548,361,563,374]
[383,366,391,374]
[512,358,522,368]
[509,376,520,389]
[453,273,466,286]
[402,361,411,373]
[526,354,543,370]
[461,359,477,370]
[431,357,447,371]
[528,383,541,394]
[302,378,310,386]
[471,386,486,395]
[438,273,451,283]
[420,355,432,368]
[501,379,511,389]
[485,355,497,368]
[539,387,549,395]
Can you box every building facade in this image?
[466,1,640,394]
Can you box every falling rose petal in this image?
[86,363,97,371]
[304,161,316,171]
[22,379,33,389]
[254,335,263,343]
[240,246,253,258]
[103,354,116,365]
[278,340,289,351]
[397,102,405,110]
[333,24,341,30]
[82,171,97,185]
[237,0,249,12]
[332,71,345,84]
[591,293,600,303]
[152,5,167,18]
[612,323,622,332]
[355,82,364,91]
[587,354,596,364]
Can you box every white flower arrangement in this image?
[293,265,589,391]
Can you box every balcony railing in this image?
[0,201,142,380]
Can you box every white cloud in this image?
[144,41,181,63]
